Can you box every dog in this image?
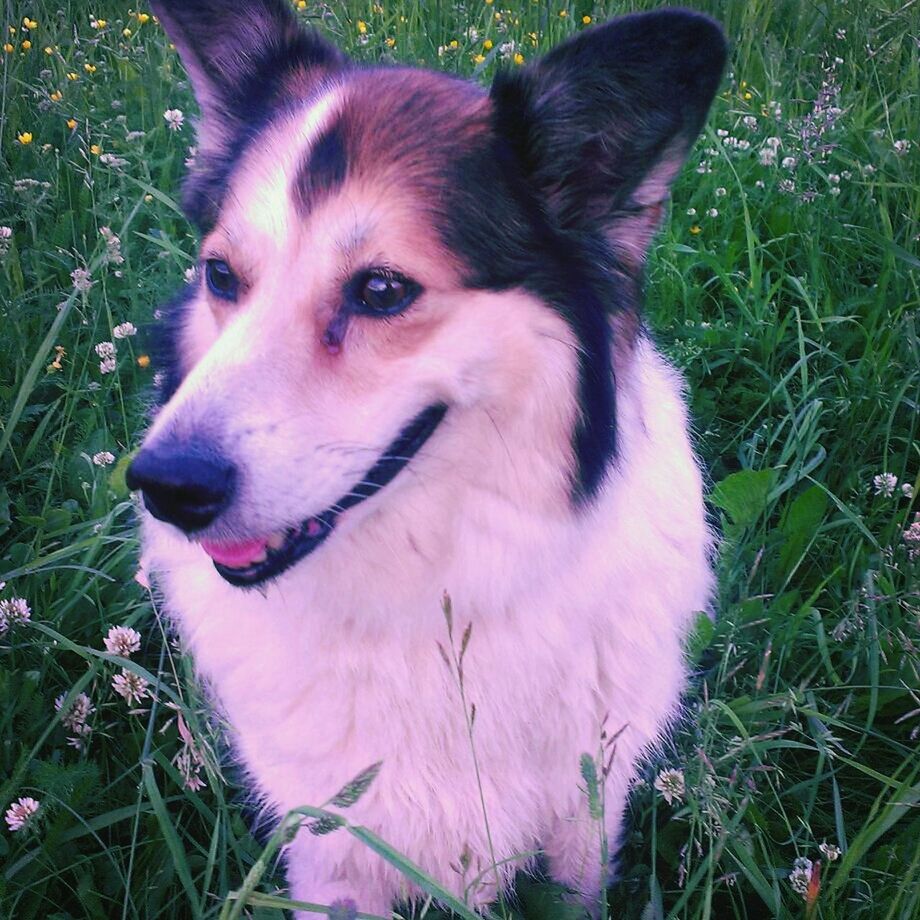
[127,2,726,914]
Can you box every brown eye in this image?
[205,259,239,301]
[351,270,420,316]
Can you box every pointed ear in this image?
[490,8,727,269]
[150,0,346,223]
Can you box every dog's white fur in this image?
[140,84,713,914]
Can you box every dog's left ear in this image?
[491,8,727,269]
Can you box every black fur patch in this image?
[293,122,348,215]
[437,137,620,502]
[148,283,197,405]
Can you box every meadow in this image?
[1,1,918,917]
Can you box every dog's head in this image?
[127,0,726,588]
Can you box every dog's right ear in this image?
[150,0,346,226]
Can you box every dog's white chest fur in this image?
[144,339,712,912]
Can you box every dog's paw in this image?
[329,898,358,920]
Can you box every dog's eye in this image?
[352,270,420,316]
[205,259,239,301]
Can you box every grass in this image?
[1,0,918,917]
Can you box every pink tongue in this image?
[200,537,269,568]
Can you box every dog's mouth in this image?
[199,403,447,588]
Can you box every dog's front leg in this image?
[286,833,395,919]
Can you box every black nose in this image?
[126,443,236,533]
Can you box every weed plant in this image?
[1,1,918,918]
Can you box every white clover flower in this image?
[819,841,841,862]
[901,482,914,499]
[0,596,32,635]
[828,173,840,184]
[835,28,846,39]
[686,207,697,217]
[759,147,777,166]
[99,356,116,375]
[104,625,142,657]
[163,108,185,131]
[742,115,757,128]
[92,450,116,467]
[789,857,813,898]
[893,139,911,156]
[112,668,149,705]
[71,267,93,292]
[0,227,11,240]
[903,514,920,559]
[653,768,685,805]
[5,796,40,832]
[99,226,124,265]
[707,208,719,218]
[781,156,797,169]
[872,472,898,496]
[862,163,877,175]
[716,128,729,138]
[55,691,95,746]
[113,321,137,339]
[755,179,765,188]
[125,130,146,142]
[714,187,727,197]
[99,153,129,169]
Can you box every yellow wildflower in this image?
[513,52,524,64]
[44,45,53,54]
[494,11,501,20]
[3,43,13,53]
[23,17,38,30]
[144,194,153,202]
[744,91,752,100]
[485,0,493,4]
[123,28,132,37]
[689,225,702,235]
[297,0,306,7]
[136,12,150,24]
[740,80,747,88]
[90,143,101,155]
[357,20,367,34]
[83,63,96,73]
[21,40,32,50]
[51,346,66,370]
[137,355,151,368]
[66,118,77,129]
[66,71,79,81]
[449,39,458,49]
[473,53,485,63]
[582,15,592,24]
[17,132,33,145]
[94,19,107,28]
[50,89,62,102]
[559,9,567,18]
[483,39,493,50]
[385,37,396,48]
